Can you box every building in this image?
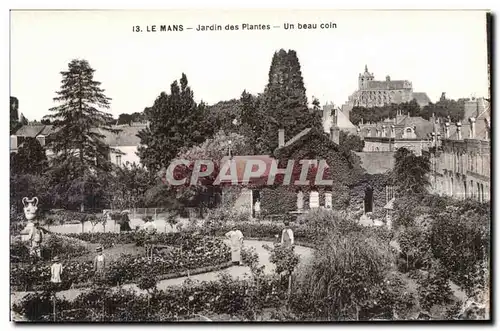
[358,111,436,156]
[341,65,431,117]
[429,100,491,202]
[322,102,357,136]
[10,123,145,167]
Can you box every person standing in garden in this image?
[225,227,244,266]
[281,220,294,248]
[93,246,106,282]
[50,256,63,284]
[119,210,132,232]
[28,221,44,260]
[253,199,261,219]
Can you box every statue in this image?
[19,197,46,260]
[20,197,39,242]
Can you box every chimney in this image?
[431,132,436,146]
[278,129,285,147]
[330,127,340,145]
[390,125,395,138]
[469,117,476,139]
[356,126,361,136]
[376,128,380,137]
[456,122,462,140]
[366,128,371,137]
[382,125,387,137]
[444,122,450,139]
[332,108,338,127]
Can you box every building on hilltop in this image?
[341,65,431,117]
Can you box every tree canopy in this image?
[393,148,431,195]
[138,74,210,172]
[43,59,118,211]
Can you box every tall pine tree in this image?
[44,59,118,211]
[258,49,321,154]
[138,73,207,172]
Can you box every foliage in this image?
[43,59,118,212]
[11,137,48,175]
[257,49,322,154]
[350,97,466,126]
[137,73,209,172]
[421,97,467,123]
[116,112,146,125]
[397,226,433,272]
[237,91,268,154]
[10,96,21,135]
[11,235,231,290]
[10,173,52,214]
[417,263,453,311]
[205,98,241,136]
[393,148,430,195]
[289,231,393,320]
[264,243,300,275]
[339,130,365,153]
[107,163,156,209]
[169,130,250,210]
[260,187,296,217]
[350,100,421,125]
[429,206,489,295]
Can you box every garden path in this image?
[10,240,314,306]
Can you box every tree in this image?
[312,97,321,111]
[258,49,322,154]
[43,59,119,211]
[165,130,251,214]
[137,74,208,171]
[205,99,241,135]
[339,131,364,153]
[420,98,465,122]
[11,137,47,175]
[107,162,156,210]
[238,91,267,154]
[393,148,431,195]
[116,112,147,125]
[10,96,21,135]
[19,113,29,125]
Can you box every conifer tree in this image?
[44,59,118,211]
[258,49,321,154]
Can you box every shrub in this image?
[290,231,393,320]
[263,243,300,275]
[417,263,453,311]
[397,226,433,272]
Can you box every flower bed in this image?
[13,272,285,322]
[10,235,230,291]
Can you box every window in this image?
[309,191,319,209]
[324,192,333,209]
[116,155,122,166]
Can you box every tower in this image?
[358,65,374,90]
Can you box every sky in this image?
[10,9,489,121]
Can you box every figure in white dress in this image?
[225,227,244,265]
[281,220,294,248]
[50,256,63,284]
